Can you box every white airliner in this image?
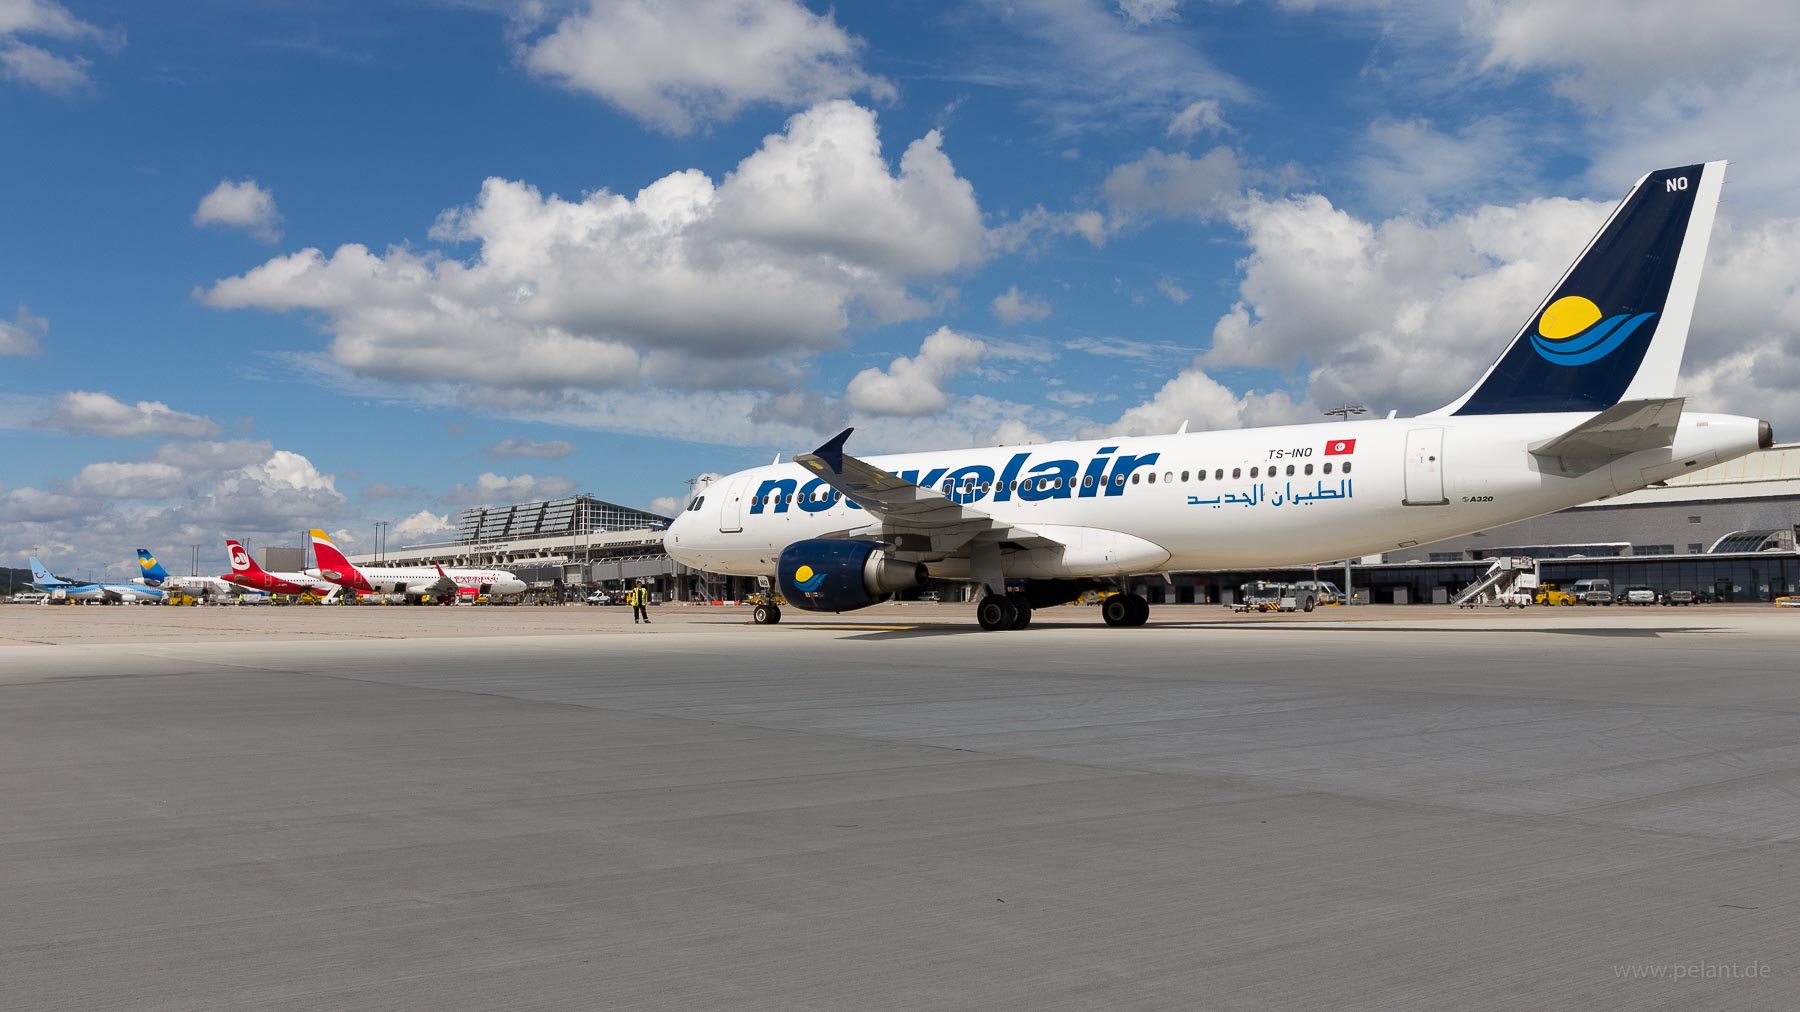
[132,549,245,600]
[307,530,528,602]
[666,162,1773,630]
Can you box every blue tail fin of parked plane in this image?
[1438,162,1725,416]
[28,556,68,586]
[137,549,171,586]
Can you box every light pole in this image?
[1324,404,1366,602]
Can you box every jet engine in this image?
[777,539,927,613]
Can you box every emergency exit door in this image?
[1403,427,1448,505]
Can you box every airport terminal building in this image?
[357,446,1800,606]
[345,494,711,601]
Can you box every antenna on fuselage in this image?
[1175,420,1189,434]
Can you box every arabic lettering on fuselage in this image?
[749,446,1163,515]
[1186,479,1354,509]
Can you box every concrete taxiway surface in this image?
[3,603,1797,1009]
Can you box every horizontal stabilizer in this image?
[1530,397,1683,465]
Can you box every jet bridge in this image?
[1453,556,1540,608]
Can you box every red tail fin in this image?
[309,529,360,578]
[226,539,263,574]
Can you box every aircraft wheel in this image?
[1123,593,1150,627]
[977,595,1017,631]
[752,603,781,625]
[1102,594,1132,626]
[1006,592,1032,630]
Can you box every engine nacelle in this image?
[777,539,927,613]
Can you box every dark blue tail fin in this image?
[1439,162,1724,416]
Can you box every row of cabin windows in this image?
[750,460,1354,506]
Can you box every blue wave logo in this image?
[792,565,825,592]
[1531,296,1656,366]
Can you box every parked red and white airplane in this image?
[223,539,344,599]
[307,530,527,603]
[666,162,1773,630]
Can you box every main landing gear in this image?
[1101,592,1150,628]
[976,591,1034,631]
[752,603,782,625]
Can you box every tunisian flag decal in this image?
[1324,438,1357,455]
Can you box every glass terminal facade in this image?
[454,495,670,544]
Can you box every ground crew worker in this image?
[629,581,650,624]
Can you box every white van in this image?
[1570,578,1613,605]
[1293,580,1343,605]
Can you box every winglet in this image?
[812,427,854,475]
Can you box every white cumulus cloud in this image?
[442,472,579,506]
[70,461,185,498]
[392,509,455,541]
[203,101,988,396]
[47,390,222,438]
[992,286,1052,324]
[844,326,987,417]
[1166,98,1226,142]
[0,0,116,95]
[0,443,350,575]
[517,0,892,134]
[1,304,46,355]
[1103,145,1251,224]
[194,179,283,242]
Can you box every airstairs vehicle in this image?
[1454,557,1540,608]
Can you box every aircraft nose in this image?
[664,508,697,564]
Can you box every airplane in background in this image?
[666,162,1773,630]
[133,549,268,602]
[307,530,527,603]
[29,555,164,604]
[221,540,342,599]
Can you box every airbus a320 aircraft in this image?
[666,162,1773,630]
[307,530,528,603]
[221,539,342,599]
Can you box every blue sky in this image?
[5,0,1798,576]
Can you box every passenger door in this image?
[716,478,746,533]
[1403,427,1448,506]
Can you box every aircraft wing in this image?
[793,428,1063,555]
[427,565,461,596]
[1531,398,1684,471]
